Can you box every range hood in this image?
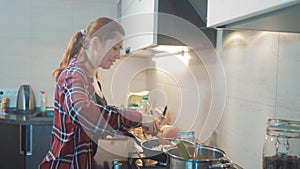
[212,2,300,33]
[118,0,216,56]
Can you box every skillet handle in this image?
[123,131,142,146]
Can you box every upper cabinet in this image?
[118,0,157,54]
[207,0,300,33]
[207,0,297,27]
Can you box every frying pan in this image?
[140,138,194,163]
[124,131,173,162]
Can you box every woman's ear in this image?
[90,37,101,50]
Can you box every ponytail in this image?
[52,31,85,81]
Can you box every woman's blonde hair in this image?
[52,17,124,81]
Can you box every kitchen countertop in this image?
[0,109,53,125]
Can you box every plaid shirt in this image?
[39,58,141,169]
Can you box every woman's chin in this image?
[101,65,111,69]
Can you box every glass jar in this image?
[0,97,9,112]
[177,131,196,142]
[263,118,300,169]
[139,97,152,114]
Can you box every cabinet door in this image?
[120,0,135,16]
[207,0,297,27]
[25,124,52,169]
[119,0,157,54]
[0,124,25,169]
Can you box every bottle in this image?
[40,90,47,112]
[139,97,152,114]
[263,118,300,169]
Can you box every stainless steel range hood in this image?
[214,2,300,33]
[155,0,216,46]
[118,0,216,56]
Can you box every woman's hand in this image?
[158,125,181,138]
[141,114,159,136]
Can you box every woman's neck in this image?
[79,50,97,75]
[93,78,104,99]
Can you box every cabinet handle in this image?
[19,125,23,155]
[19,125,33,156]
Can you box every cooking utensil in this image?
[162,105,167,117]
[154,105,168,129]
[123,130,142,147]
[165,145,232,169]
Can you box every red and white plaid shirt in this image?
[39,58,141,169]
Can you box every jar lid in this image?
[267,118,300,138]
[141,97,149,101]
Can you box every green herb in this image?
[175,140,190,160]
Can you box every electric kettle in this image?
[16,84,36,113]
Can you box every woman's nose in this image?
[115,51,121,59]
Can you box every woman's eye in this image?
[113,45,123,51]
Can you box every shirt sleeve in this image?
[59,69,142,136]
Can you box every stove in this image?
[110,152,243,169]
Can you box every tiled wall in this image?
[102,30,300,168]
[99,26,300,169]
[0,0,118,107]
[215,30,300,168]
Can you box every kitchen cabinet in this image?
[118,0,157,54]
[207,0,298,27]
[0,123,52,169]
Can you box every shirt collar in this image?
[69,58,93,79]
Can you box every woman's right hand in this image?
[158,125,181,138]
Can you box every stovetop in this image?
[108,142,243,169]
[113,160,243,169]
[110,155,243,169]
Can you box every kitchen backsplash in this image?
[214,30,300,168]
[101,30,300,169]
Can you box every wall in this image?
[101,30,300,168]
[99,14,300,169]
[99,49,214,141]
[0,0,118,107]
[214,30,300,168]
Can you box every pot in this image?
[166,145,232,169]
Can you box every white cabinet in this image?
[207,0,299,27]
[118,0,158,54]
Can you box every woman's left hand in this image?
[141,114,159,136]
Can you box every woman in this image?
[39,17,158,169]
